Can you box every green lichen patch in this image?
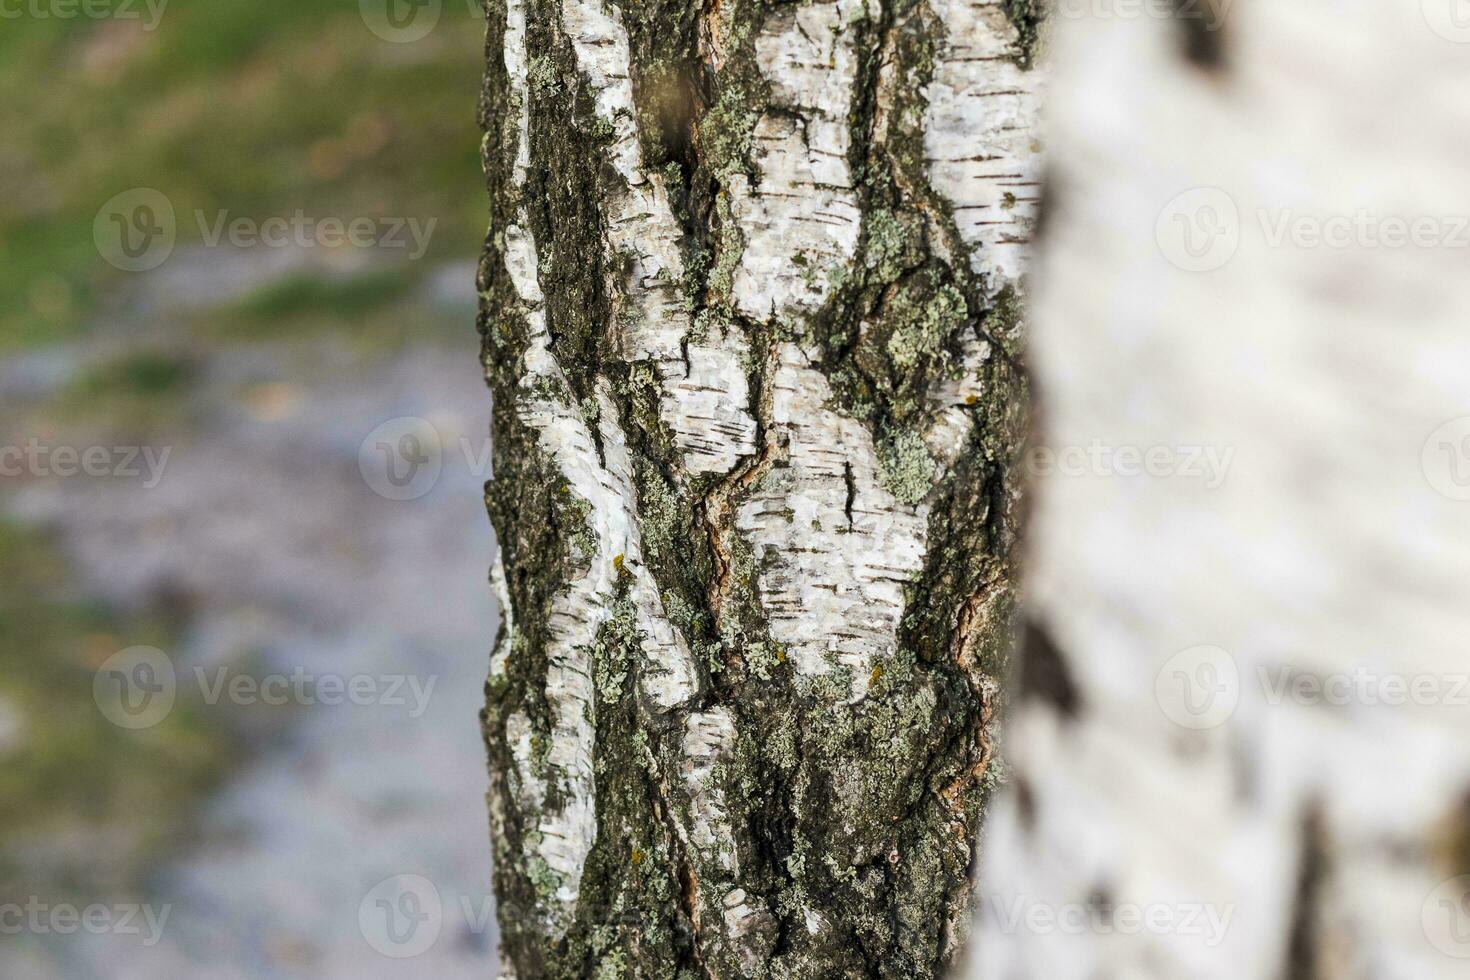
[885,279,967,372]
[698,85,761,182]
[704,646,986,977]
[593,593,639,701]
[878,427,937,505]
[863,208,925,284]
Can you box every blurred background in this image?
[1,2,501,976]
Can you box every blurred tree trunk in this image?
[973,4,1470,980]
[476,0,1043,975]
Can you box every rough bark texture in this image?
[973,3,1470,979]
[475,0,1043,976]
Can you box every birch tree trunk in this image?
[973,3,1470,979]
[475,0,1044,975]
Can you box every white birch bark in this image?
[973,3,1470,978]
[480,0,1043,974]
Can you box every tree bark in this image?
[972,4,1470,979]
[476,0,1043,975]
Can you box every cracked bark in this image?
[477,0,1042,976]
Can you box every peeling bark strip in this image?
[974,5,1470,980]
[478,0,1043,975]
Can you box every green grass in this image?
[46,348,200,433]
[70,349,197,397]
[227,265,418,320]
[192,263,472,348]
[0,0,489,900]
[0,518,237,898]
[0,0,487,351]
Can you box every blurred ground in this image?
[0,3,500,976]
